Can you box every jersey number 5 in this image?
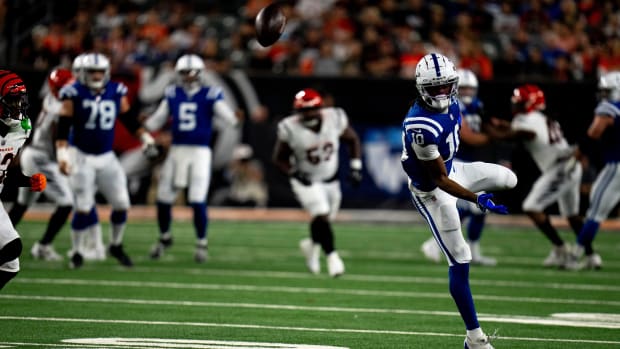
[179,102,197,131]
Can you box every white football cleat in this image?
[30,242,63,261]
[464,333,494,349]
[543,244,569,267]
[421,237,442,263]
[327,251,345,278]
[195,240,208,263]
[299,238,320,274]
[469,241,497,267]
[583,253,602,270]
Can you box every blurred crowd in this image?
[3,0,620,83]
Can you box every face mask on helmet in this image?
[79,53,110,90]
[598,72,620,102]
[293,88,323,127]
[415,53,459,112]
[175,54,205,88]
[457,69,478,105]
[0,70,29,126]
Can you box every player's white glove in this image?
[56,146,71,175]
[140,132,159,159]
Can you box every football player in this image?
[146,54,239,263]
[401,53,517,348]
[495,84,585,268]
[272,88,362,278]
[420,68,498,266]
[565,71,620,270]
[56,52,158,269]
[8,68,75,262]
[0,70,47,290]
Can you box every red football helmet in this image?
[511,84,546,113]
[293,88,323,110]
[0,70,28,123]
[48,68,74,98]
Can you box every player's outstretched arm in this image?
[340,126,363,187]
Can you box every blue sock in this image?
[578,219,600,247]
[157,202,172,234]
[467,214,485,242]
[72,209,97,230]
[191,203,208,240]
[88,206,99,224]
[449,263,480,330]
[110,210,127,225]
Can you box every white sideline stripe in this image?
[0,343,144,349]
[3,294,620,330]
[1,316,619,346]
[15,278,620,307]
[127,267,620,292]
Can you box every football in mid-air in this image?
[255,2,286,47]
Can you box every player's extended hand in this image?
[348,169,363,188]
[140,132,159,159]
[290,170,312,186]
[30,173,47,192]
[476,193,509,214]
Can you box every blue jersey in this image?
[59,81,127,154]
[455,97,485,162]
[594,100,620,163]
[165,85,222,147]
[401,97,462,191]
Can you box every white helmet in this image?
[79,53,110,90]
[457,68,478,105]
[598,71,620,102]
[415,53,459,111]
[175,54,205,87]
[71,53,87,76]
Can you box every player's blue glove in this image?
[476,193,509,214]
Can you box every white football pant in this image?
[157,146,212,204]
[17,147,73,207]
[290,178,342,220]
[0,201,20,273]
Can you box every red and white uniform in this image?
[276,107,349,218]
[0,123,31,273]
[17,93,72,207]
[512,110,581,215]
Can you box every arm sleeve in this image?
[214,100,238,127]
[334,107,349,135]
[144,99,170,132]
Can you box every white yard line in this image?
[14,278,620,307]
[2,294,620,330]
[0,316,619,346]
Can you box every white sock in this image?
[71,229,87,254]
[467,327,484,339]
[111,223,126,246]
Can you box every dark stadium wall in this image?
[10,70,603,214]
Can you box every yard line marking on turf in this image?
[3,294,620,329]
[124,267,620,292]
[1,316,619,346]
[15,278,620,307]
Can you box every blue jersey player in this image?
[421,68,499,266]
[146,54,239,263]
[566,71,620,270]
[401,53,517,348]
[56,53,158,269]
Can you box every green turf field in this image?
[1,218,619,348]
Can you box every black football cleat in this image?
[109,244,133,267]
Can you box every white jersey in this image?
[511,111,573,172]
[30,93,61,159]
[277,107,349,182]
[0,123,31,194]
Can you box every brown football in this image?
[255,2,287,47]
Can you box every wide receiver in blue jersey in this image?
[401,53,517,349]
[56,53,158,269]
[566,71,620,270]
[146,54,239,263]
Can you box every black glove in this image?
[291,170,312,186]
[348,169,363,187]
